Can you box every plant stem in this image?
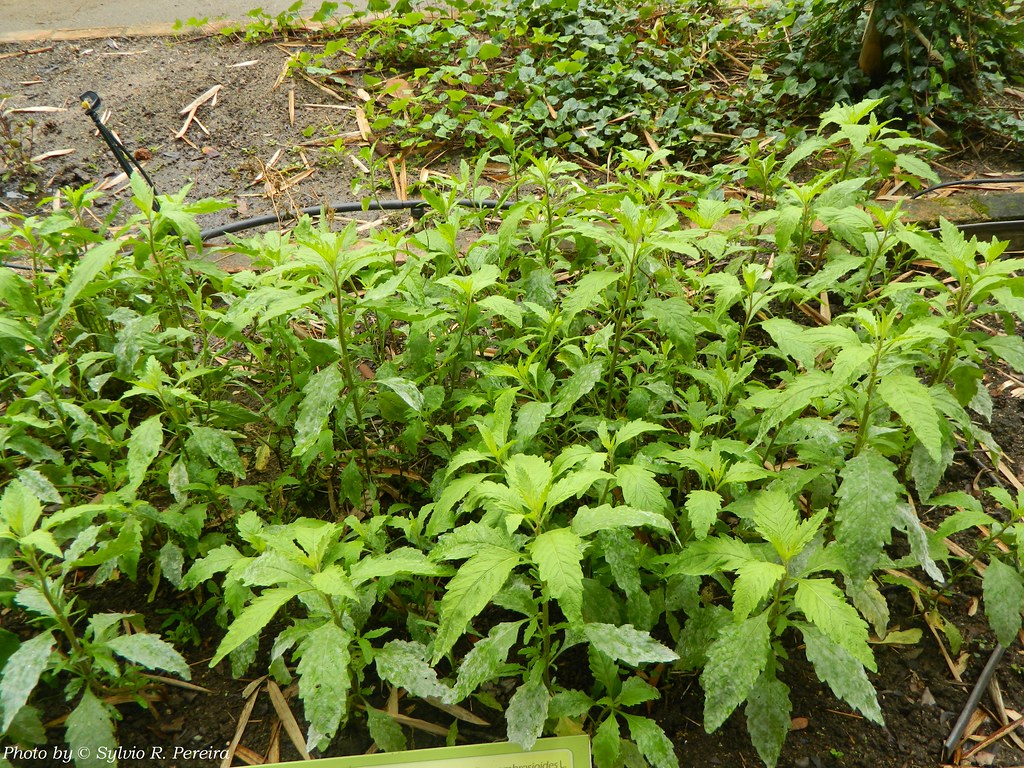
[604,241,640,417]
[24,549,85,657]
[853,336,884,457]
[334,277,374,500]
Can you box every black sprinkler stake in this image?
[81,91,160,211]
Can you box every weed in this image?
[2,101,1024,768]
[0,99,42,193]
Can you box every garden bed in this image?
[4,14,1024,768]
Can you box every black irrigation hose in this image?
[80,91,161,211]
[197,197,515,241]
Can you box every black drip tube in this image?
[80,91,161,211]
[198,198,514,242]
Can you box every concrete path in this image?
[0,0,329,40]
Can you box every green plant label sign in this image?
[272,736,591,768]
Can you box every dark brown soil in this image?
[6,28,1024,768]
[0,31,377,235]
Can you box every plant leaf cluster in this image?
[2,103,1024,768]
[281,0,1024,164]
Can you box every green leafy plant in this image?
[0,481,190,767]
[764,0,1024,141]
[0,99,42,193]
[184,512,444,750]
[668,490,880,767]
[4,98,1024,768]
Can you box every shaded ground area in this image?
[5,29,1024,768]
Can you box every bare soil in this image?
[5,29,1024,768]
[1,32,374,236]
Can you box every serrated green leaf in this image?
[188,426,245,478]
[761,317,817,369]
[428,473,491,536]
[433,543,522,663]
[548,468,611,509]
[0,631,53,733]
[571,504,672,537]
[895,503,944,584]
[15,468,62,506]
[617,677,660,707]
[615,464,667,513]
[14,587,56,618]
[503,453,554,516]
[909,436,953,503]
[773,205,802,252]
[181,544,244,589]
[722,461,771,485]
[835,448,902,583]
[19,529,61,558]
[733,561,787,621]
[877,374,943,462]
[367,706,407,751]
[4,702,44,747]
[589,645,621,699]
[292,365,346,458]
[829,342,875,386]
[895,153,940,184]
[551,361,604,418]
[615,420,666,444]
[549,689,596,720]
[746,371,834,445]
[1,479,43,538]
[643,298,695,361]
[158,541,185,588]
[125,414,162,495]
[584,623,678,666]
[242,550,309,587]
[377,376,424,413]
[106,632,191,679]
[676,604,731,671]
[624,714,678,768]
[297,622,351,749]
[506,665,550,750]
[685,490,722,540]
[794,578,874,670]
[701,613,771,732]
[593,714,622,768]
[477,295,523,327]
[980,335,1024,375]
[983,558,1024,647]
[847,579,890,638]
[669,537,759,576]
[745,673,791,768]
[349,548,445,584]
[0,316,37,345]
[66,689,118,768]
[376,640,454,703]
[310,565,359,600]
[454,621,522,700]
[211,586,303,667]
[562,270,620,321]
[529,528,584,625]
[45,239,119,341]
[802,625,883,724]
[514,401,553,448]
[73,517,142,579]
